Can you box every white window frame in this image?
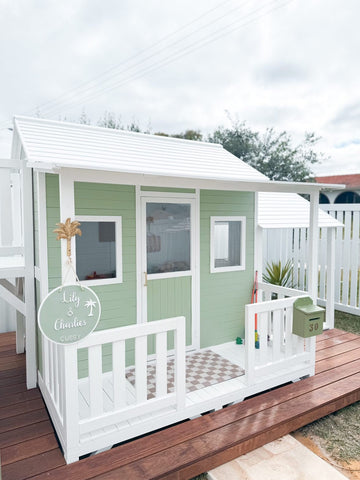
[142,197,195,281]
[210,216,246,273]
[74,215,122,286]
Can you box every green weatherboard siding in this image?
[46,174,62,291]
[199,190,255,348]
[147,276,192,350]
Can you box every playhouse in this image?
[0,116,342,463]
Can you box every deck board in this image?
[0,328,359,480]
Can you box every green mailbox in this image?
[293,297,325,338]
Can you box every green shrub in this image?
[263,260,294,288]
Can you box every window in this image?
[210,216,246,273]
[146,202,191,275]
[75,216,122,285]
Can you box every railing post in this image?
[175,316,186,410]
[326,227,336,328]
[245,304,255,386]
[62,343,79,463]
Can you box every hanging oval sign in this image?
[38,284,101,344]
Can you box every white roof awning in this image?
[258,192,343,228]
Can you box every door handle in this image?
[144,271,148,287]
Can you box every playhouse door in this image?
[140,196,196,349]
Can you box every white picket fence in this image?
[263,204,360,316]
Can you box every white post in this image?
[37,172,49,300]
[59,170,76,284]
[22,160,37,388]
[10,172,22,247]
[62,343,79,463]
[175,316,186,410]
[0,168,13,246]
[254,192,263,281]
[15,277,25,354]
[308,191,319,370]
[245,304,255,386]
[325,228,336,329]
[308,191,319,302]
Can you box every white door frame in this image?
[136,189,200,350]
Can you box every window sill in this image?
[79,277,122,287]
[210,266,246,274]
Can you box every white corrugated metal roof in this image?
[14,116,267,182]
[258,192,343,228]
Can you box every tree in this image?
[208,121,325,182]
[154,129,203,141]
[171,130,203,141]
[97,111,123,130]
[79,109,91,125]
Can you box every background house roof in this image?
[14,116,267,182]
[315,174,360,189]
[258,192,343,228]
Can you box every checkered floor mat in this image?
[125,350,245,399]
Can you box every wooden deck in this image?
[1,328,359,480]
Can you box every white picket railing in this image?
[38,316,186,463]
[263,204,360,315]
[245,282,315,386]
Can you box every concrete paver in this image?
[208,434,347,480]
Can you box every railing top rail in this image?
[246,294,308,314]
[74,316,186,349]
[0,159,22,170]
[0,246,24,257]
[321,204,360,212]
[258,281,306,297]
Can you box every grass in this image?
[298,309,360,462]
[333,310,360,334]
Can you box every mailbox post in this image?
[293,297,325,338]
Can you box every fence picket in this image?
[335,211,344,303]
[156,332,167,398]
[319,228,327,299]
[299,228,306,290]
[284,307,293,358]
[342,211,352,304]
[272,310,281,363]
[293,228,299,286]
[88,345,103,417]
[350,211,359,307]
[112,340,126,409]
[135,336,148,403]
[258,312,268,365]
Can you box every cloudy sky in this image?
[1,0,359,174]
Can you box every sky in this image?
[0,0,359,175]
